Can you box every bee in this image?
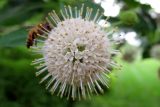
[26,22,51,48]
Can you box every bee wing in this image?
[23,25,35,31]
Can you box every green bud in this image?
[119,10,139,26]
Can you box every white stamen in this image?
[64,6,69,19]
[68,5,73,18]
[48,13,58,25]
[35,67,47,76]
[93,9,100,22]
[80,4,84,17]
[39,73,51,84]
[60,9,67,20]
[75,7,78,18]
[46,75,58,89]
[37,33,47,39]
[46,17,54,27]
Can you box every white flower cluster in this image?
[32,4,119,100]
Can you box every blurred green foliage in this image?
[0,0,160,107]
[119,10,139,26]
[0,47,160,107]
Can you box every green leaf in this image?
[119,10,139,26]
[0,28,27,47]
[0,3,43,26]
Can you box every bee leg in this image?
[34,39,37,47]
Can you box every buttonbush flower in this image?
[31,4,119,100]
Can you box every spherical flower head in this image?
[31,4,119,100]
